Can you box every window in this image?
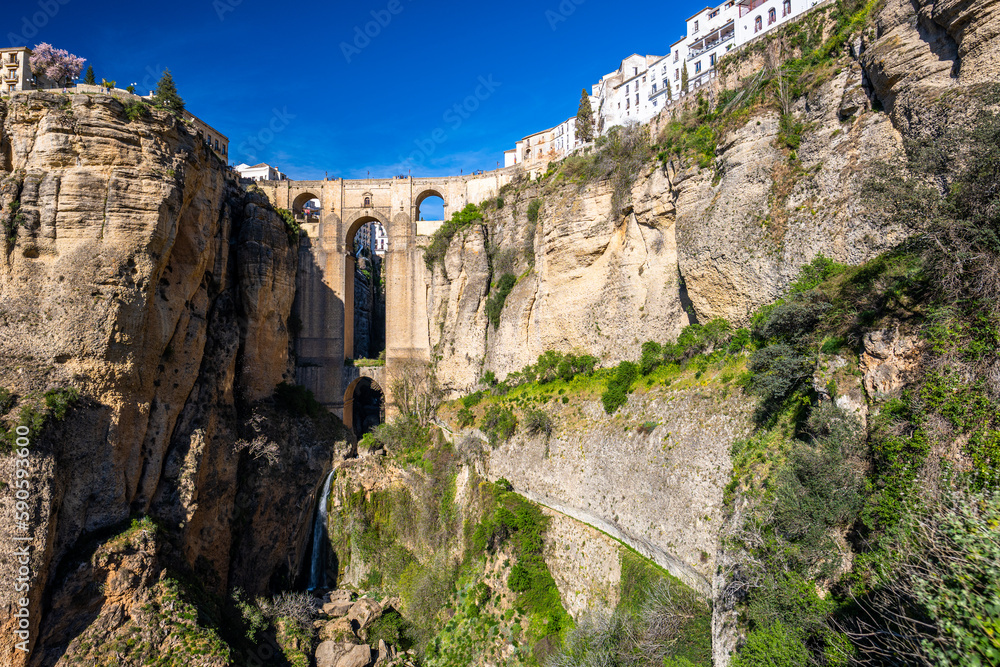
[695,61,702,73]
[642,75,646,83]
[755,16,762,31]
[710,53,717,66]
[783,0,791,15]
[768,8,776,23]
[694,20,699,32]
[674,51,679,62]
[364,196,371,207]
[709,9,719,18]
[675,68,680,80]
[636,93,639,104]
[626,84,629,93]
[652,83,657,92]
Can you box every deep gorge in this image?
[2,0,1000,665]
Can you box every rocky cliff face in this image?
[426,0,999,394]
[0,93,350,665]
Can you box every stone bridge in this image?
[257,169,518,428]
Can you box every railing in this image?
[688,28,735,60]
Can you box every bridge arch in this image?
[292,191,322,221]
[343,376,384,437]
[344,211,392,255]
[415,189,445,222]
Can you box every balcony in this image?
[688,22,735,60]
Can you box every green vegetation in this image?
[274,382,323,418]
[2,199,27,251]
[576,88,594,142]
[275,207,300,244]
[526,198,542,225]
[486,272,517,329]
[549,549,712,667]
[1,387,80,453]
[424,203,483,271]
[603,319,748,414]
[82,65,95,85]
[123,99,150,122]
[328,463,566,665]
[152,68,185,116]
[482,405,517,447]
[723,97,1000,666]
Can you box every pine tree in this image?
[82,65,95,85]
[576,89,594,143]
[681,61,689,95]
[666,80,673,101]
[153,69,185,115]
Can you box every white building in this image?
[501,0,823,158]
[236,163,287,182]
[591,54,667,133]
[355,221,387,257]
[506,114,590,169]
[0,47,31,94]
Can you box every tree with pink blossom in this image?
[29,43,86,87]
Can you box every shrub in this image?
[789,254,848,295]
[274,383,322,418]
[773,405,863,571]
[482,406,517,447]
[746,344,813,418]
[602,361,639,414]
[640,341,663,375]
[123,100,149,121]
[0,388,14,415]
[731,622,809,667]
[508,563,532,592]
[523,409,553,437]
[424,203,482,270]
[456,407,475,429]
[43,387,79,420]
[778,114,804,151]
[526,198,542,224]
[485,273,517,329]
[275,208,300,245]
[752,299,829,344]
[461,391,485,408]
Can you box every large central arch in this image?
[255,170,519,419]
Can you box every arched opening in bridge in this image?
[344,377,384,439]
[415,190,444,222]
[345,218,386,363]
[292,192,321,223]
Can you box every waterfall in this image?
[308,469,336,591]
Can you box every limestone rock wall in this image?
[0,93,349,664]
[426,0,1000,395]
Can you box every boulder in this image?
[347,598,382,631]
[328,589,354,604]
[320,616,356,642]
[315,641,350,667]
[323,600,355,617]
[337,643,373,667]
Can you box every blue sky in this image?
[7,0,693,180]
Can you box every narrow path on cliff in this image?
[430,418,711,596]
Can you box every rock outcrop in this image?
[425,0,1000,395]
[0,93,351,665]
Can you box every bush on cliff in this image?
[485,272,517,329]
[423,203,482,270]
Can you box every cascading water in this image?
[308,470,336,591]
